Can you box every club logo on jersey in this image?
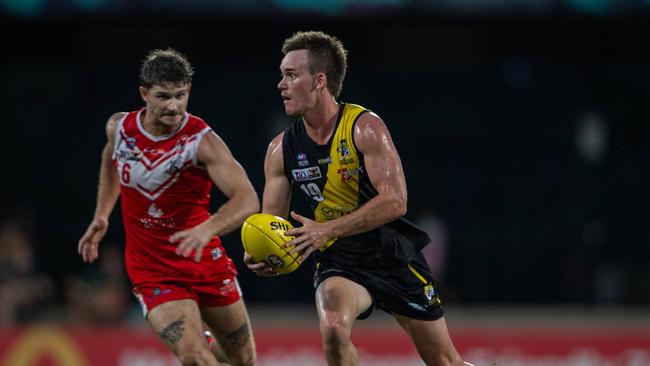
[147,203,164,218]
[424,284,435,301]
[424,284,440,305]
[337,139,354,164]
[165,153,186,174]
[297,152,309,167]
[292,166,322,182]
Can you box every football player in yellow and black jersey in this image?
[244,31,471,366]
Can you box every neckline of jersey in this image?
[136,109,190,142]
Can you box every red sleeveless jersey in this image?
[113,109,236,285]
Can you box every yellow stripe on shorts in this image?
[407,263,428,284]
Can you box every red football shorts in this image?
[132,276,242,318]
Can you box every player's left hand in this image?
[284,211,334,263]
[243,251,279,277]
[170,223,213,262]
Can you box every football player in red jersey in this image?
[79,49,259,366]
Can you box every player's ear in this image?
[316,73,327,92]
[139,86,149,103]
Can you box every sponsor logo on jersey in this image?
[148,203,164,218]
[140,217,176,229]
[318,156,332,164]
[211,247,222,260]
[320,203,355,220]
[116,148,142,162]
[144,147,166,156]
[337,167,360,182]
[320,207,334,219]
[125,136,137,149]
[218,278,238,296]
[292,166,322,182]
[297,152,309,167]
[152,287,172,297]
[408,302,427,312]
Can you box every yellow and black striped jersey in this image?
[282,102,430,266]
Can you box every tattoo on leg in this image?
[159,316,186,348]
[222,323,251,348]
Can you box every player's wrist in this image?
[92,216,109,224]
[322,221,339,241]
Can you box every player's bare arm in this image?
[262,132,292,217]
[286,112,408,259]
[172,130,260,262]
[78,112,125,263]
[244,132,292,276]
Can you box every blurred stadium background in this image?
[1,0,649,365]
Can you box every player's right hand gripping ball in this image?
[241,213,300,274]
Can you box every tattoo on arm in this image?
[159,316,186,348]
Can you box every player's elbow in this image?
[237,186,260,217]
[244,190,261,216]
[387,195,407,219]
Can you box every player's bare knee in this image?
[319,316,353,346]
[228,349,256,366]
[231,356,256,366]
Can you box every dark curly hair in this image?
[282,31,348,98]
[139,48,193,88]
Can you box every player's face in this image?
[278,50,319,116]
[140,83,190,128]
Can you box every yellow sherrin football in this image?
[241,213,300,274]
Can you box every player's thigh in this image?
[147,299,207,353]
[315,276,373,321]
[393,313,460,358]
[200,299,255,358]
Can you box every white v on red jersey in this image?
[113,109,237,286]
